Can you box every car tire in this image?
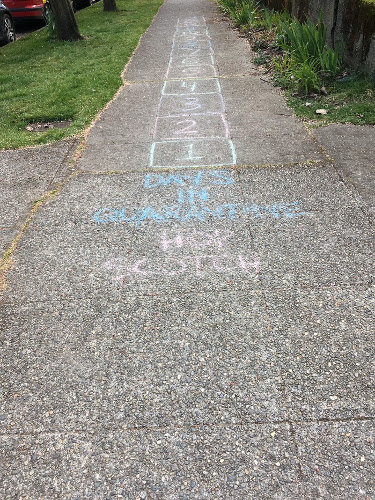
[0,13,16,47]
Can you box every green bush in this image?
[274,15,342,93]
[279,17,327,66]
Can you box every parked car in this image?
[2,0,45,21]
[3,0,95,23]
[0,1,15,45]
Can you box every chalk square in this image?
[162,78,221,95]
[177,17,206,27]
[171,46,214,59]
[167,64,217,79]
[158,93,225,116]
[175,26,209,36]
[169,52,214,67]
[154,114,229,140]
[174,39,212,50]
[173,32,210,43]
[150,139,236,168]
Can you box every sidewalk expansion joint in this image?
[0,170,80,294]
[1,416,374,438]
[288,421,306,484]
[303,123,334,164]
[1,280,370,308]
[74,159,326,177]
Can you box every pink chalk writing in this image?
[160,229,233,251]
[105,253,260,280]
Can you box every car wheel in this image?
[0,13,16,46]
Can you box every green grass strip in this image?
[287,76,375,126]
[0,0,163,150]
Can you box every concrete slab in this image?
[77,141,152,173]
[119,218,260,295]
[3,174,137,303]
[295,420,375,498]
[0,139,78,257]
[219,78,323,165]
[0,228,17,256]
[115,288,267,337]
[251,209,374,288]
[313,124,375,214]
[85,83,162,146]
[99,289,288,428]
[0,424,300,498]
[238,163,358,210]
[0,298,117,434]
[77,82,161,173]
[123,4,177,83]
[264,285,374,420]
[209,27,259,76]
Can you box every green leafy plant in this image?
[272,53,293,87]
[319,45,341,76]
[273,15,343,92]
[272,9,292,29]
[231,0,259,27]
[218,0,238,16]
[293,60,321,93]
[279,17,326,65]
[253,53,270,65]
[262,7,274,30]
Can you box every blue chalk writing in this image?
[93,201,308,227]
[243,202,308,219]
[144,170,234,189]
[178,188,208,204]
[210,170,234,186]
[93,208,120,223]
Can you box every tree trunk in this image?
[103,0,118,12]
[49,0,83,41]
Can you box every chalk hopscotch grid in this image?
[149,140,237,169]
[153,115,230,141]
[149,16,237,169]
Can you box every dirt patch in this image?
[26,120,72,132]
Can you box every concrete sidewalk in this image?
[1,0,374,497]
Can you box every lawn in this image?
[0,0,163,150]
[287,76,375,126]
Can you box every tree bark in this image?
[49,0,83,41]
[103,0,118,12]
